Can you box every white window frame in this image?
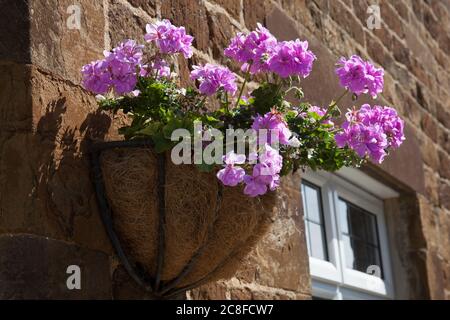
[302,167,398,300]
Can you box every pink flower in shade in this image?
[335,55,384,98]
[268,40,316,78]
[145,19,194,58]
[81,59,111,94]
[190,64,237,96]
[243,144,282,197]
[243,165,272,197]
[251,111,292,145]
[216,152,246,187]
[81,39,144,95]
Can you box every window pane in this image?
[338,198,383,277]
[302,180,328,261]
[304,219,312,257]
[342,235,382,274]
[303,184,322,223]
[308,222,327,260]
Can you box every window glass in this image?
[302,181,328,261]
[338,198,383,278]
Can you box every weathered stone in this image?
[211,0,241,21]
[127,0,157,16]
[30,0,105,83]
[0,0,31,63]
[329,0,364,46]
[392,36,411,67]
[0,63,33,131]
[0,66,123,254]
[276,0,324,36]
[424,169,440,205]
[366,32,394,70]
[109,0,149,46]
[421,113,438,142]
[161,0,210,52]
[426,247,446,300]
[419,134,439,170]
[189,282,228,300]
[391,0,409,22]
[244,0,271,30]
[439,151,450,180]
[0,234,112,299]
[436,102,450,128]
[438,127,450,156]
[207,9,236,62]
[251,289,299,300]
[423,5,440,42]
[229,287,253,300]
[379,124,425,195]
[439,181,450,210]
[245,217,310,293]
[419,197,440,248]
[373,24,393,52]
[381,2,405,38]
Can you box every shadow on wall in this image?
[35,100,112,237]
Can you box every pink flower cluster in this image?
[224,23,277,74]
[82,40,144,95]
[224,24,316,78]
[190,64,237,96]
[268,40,316,78]
[243,145,283,197]
[251,111,292,145]
[335,55,384,98]
[217,110,288,196]
[216,145,283,197]
[145,20,194,58]
[216,152,246,187]
[335,104,405,163]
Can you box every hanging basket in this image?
[90,140,278,299]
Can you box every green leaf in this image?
[137,122,162,136]
[162,119,184,139]
[251,83,283,114]
[151,133,173,153]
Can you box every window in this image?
[302,181,328,261]
[301,167,398,300]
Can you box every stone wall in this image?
[0,0,449,299]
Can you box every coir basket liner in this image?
[91,140,278,299]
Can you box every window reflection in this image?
[338,198,383,278]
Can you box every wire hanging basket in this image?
[90,140,278,299]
